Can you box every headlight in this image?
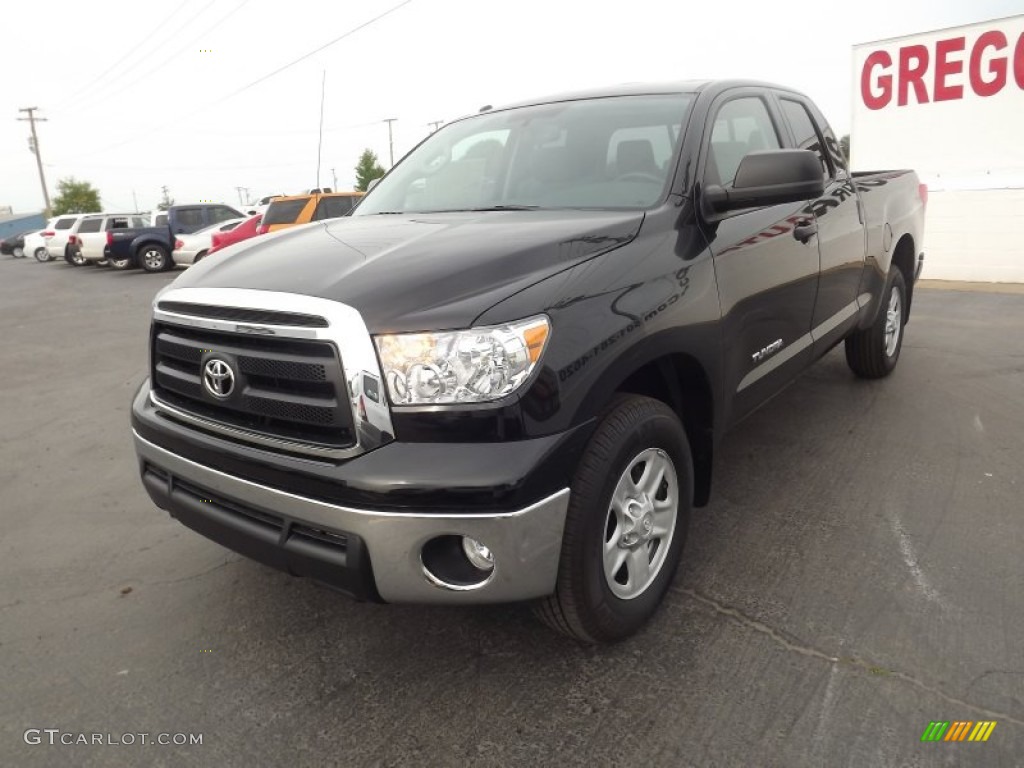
[374,316,550,405]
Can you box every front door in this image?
[699,91,821,426]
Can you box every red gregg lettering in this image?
[934,36,965,101]
[898,45,931,105]
[969,31,1008,97]
[1015,31,1024,89]
[861,50,893,109]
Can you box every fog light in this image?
[462,537,494,571]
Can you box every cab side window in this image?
[779,98,831,179]
[705,97,781,187]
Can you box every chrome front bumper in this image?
[133,431,570,604]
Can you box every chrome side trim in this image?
[134,431,569,603]
[810,299,859,342]
[738,332,812,392]
[150,287,394,460]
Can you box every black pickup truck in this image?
[107,204,243,272]
[130,80,925,642]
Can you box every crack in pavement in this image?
[148,557,240,586]
[674,586,1024,727]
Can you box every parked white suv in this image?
[42,214,97,263]
[66,213,149,267]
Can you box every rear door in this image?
[75,217,105,259]
[699,89,821,425]
[775,93,866,352]
[49,216,77,254]
[172,208,206,234]
[311,195,358,221]
[262,196,312,232]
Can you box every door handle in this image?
[793,219,818,244]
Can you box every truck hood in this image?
[170,210,643,332]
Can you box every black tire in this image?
[845,269,907,379]
[139,244,171,273]
[68,247,87,267]
[33,248,48,263]
[91,258,109,267]
[108,254,133,271]
[13,246,24,258]
[534,394,692,643]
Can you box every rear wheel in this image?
[69,248,87,267]
[845,269,907,379]
[534,394,692,643]
[139,244,171,273]
[33,248,48,263]
[108,255,133,270]
[13,246,24,258]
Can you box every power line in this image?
[218,0,414,104]
[68,0,246,113]
[56,2,192,111]
[69,0,414,160]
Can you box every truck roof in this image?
[482,79,799,113]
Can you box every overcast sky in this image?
[2,0,1022,213]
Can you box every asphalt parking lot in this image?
[1,256,1022,767]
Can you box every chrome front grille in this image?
[151,321,356,449]
[148,287,395,460]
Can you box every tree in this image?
[157,185,175,211]
[354,149,385,192]
[51,177,101,216]
[839,134,851,165]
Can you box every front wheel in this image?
[34,248,49,263]
[139,244,171,273]
[845,269,907,379]
[108,255,133,271]
[534,394,692,643]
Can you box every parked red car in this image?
[208,214,262,256]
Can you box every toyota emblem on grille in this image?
[203,358,235,398]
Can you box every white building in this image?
[852,14,1024,283]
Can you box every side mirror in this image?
[703,149,825,214]
[367,178,382,192]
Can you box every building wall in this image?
[0,214,45,240]
[852,14,1024,282]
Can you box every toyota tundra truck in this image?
[131,80,926,642]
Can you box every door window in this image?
[77,218,102,233]
[779,98,830,179]
[705,97,781,187]
[175,209,205,230]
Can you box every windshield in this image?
[355,94,693,215]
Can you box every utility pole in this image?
[330,167,338,190]
[383,118,397,168]
[17,107,51,215]
[427,120,443,133]
[235,186,246,206]
[132,189,139,212]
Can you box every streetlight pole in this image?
[383,118,397,168]
[17,107,51,215]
